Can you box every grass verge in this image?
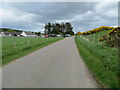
[75,36,118,88]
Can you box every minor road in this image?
[2,37,98,88]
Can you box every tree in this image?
[35,32,41,36]
[44,23,48,34]
[65,23,74,35]
[44,23,52,34]
[61,22,65,33]
[76,32,82,35]
[44,22,74,35]
[48,23,52,34]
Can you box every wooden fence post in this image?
[28,40,29,45]
[87,38,89,42]
[98,35,100,44]
[14,42,16,49]
[91,35,92,42]
[21,42,23,45]
[93,36,94,43]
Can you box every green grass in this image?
[82,30,111,43]
[75,30,118,88]
[1,37,64,66]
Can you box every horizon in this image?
[0,25,118,34]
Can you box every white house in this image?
[20,31,28,36]
[3,32,22,36]
[20,31,36,37]
[0,31,36,37]
[0,31,6,37]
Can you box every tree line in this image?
[44,22,74,35]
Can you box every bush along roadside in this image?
[75,36,118,88]
[99,27,120,48]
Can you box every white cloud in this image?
[95,2,118,17]
[1,2,118,33]
[55,19,74,23]
[1,3,43,32]
[2,5,33,22]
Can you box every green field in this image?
[1,37,64,66]
[75,30,118,88]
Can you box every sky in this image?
[0,1,118,33]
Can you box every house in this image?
[20,31,27,36]
[4,32,22,36]
[0,31,6,37]
[20,31,36,37]
[25,32,36,37]
[0,31,36,37]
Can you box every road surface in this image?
[2,37,98,88]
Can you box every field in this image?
[75,30,118,88]
[1,37,64,66]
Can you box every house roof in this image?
[0,31,36,36]
[0,31,6,35]
[3,32,22,35]
[24,31,36,35]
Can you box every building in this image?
[4,32,22,36]
[20,31,36,37]
[0,31,6,37]
[0,31,36,37]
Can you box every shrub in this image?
[105,27,120,48]
[82,26,114,35]
[99,38,104,41]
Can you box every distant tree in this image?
[65,23,74,35]
[76,32,82,35]
[52,23,56,34]
[35,32,41,36]
[48,23,52,34]
[44,22,74,35]
[44,23,48,34]
[61,22,65,33]
[44,23,52,34]
[55,23,61,34]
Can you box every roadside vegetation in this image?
[2,37,64,66]
[75,26,119,88]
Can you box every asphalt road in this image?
[2,37,98,88]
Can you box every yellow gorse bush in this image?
[82,26,114,35]
[76,32,83,35]
[108,27,120,37]
[99,38,104,41]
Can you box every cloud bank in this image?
[1,2,118,33]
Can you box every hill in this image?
[0,28,22,32]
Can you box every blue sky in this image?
[0,1,118,33]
